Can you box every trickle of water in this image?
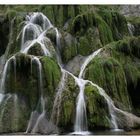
[0,94,4,104]
[127,23,134,36]
[32,56,43,100]
[54,28,63,65]
[0,56,16,93]
[79,48,102,78]
[87,81,118,129]
[50,68,67,124]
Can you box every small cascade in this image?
[0,56,16,93]
[50,68,67,124]
[79,48,102,79]
[74,79,88,132]
[29,12,53,30]
[21,23,43,49]
[127,23,135,36]
[54,28,63,65]
[26,56,45,133]
[21,12,53,57]
[78,48,118,129]
[87,81,118,129]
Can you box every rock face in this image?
[120,5,140,17]
[1,5,140,134]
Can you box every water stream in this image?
[1,12,139,135]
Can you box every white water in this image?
[87,81,118,129]
[29,12,53,30]
[0,94,4,104]
[21,12,53,57]
[0,12,134,135]
[21,23,43,49]
[79,48,102,78]
[127,23,134,36]
[74,79,88,132]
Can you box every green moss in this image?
[5,9,17,20]
[57,74,78,132]
[85,83,111,130]
[61,32,77,63]
[41,56,61,118]
[28,43,45,56]
[85,56,131,111]
[0,94,30,133]
[98,9,129,40]
[5,53,40,111]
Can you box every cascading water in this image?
[127,23,134,36]
[21,23,43,49]
[1,11,138,135]
[78,48,119,130]
[79,48,102,79]
[26,56,45,133]
[54,28,63,65]
[50,68,67,124]
[74,79,88,133]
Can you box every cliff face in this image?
[120,5,140,17]
[0,5,140,134]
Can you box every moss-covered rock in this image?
[0,94,30,133]
[40,56,61,118]
[0,14,10,56]
[85,57,131,111]
[70,11,114,45]
[54,73,78,132]
[84,36,140,116]
[4,15,25,59]
[85,83,111,130]
[5,53,39,111]
[97,9,129,41]
[61,32,77,63]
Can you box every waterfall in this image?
[26,56,45,133]
[74,79,88,132]
[54,28,63,65]
[21,23,43,49]
[29,12,53,30]
[87,81,118,129]
[0,94,4,104]
[0,11,134,135]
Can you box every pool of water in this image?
[1,129,140,135]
